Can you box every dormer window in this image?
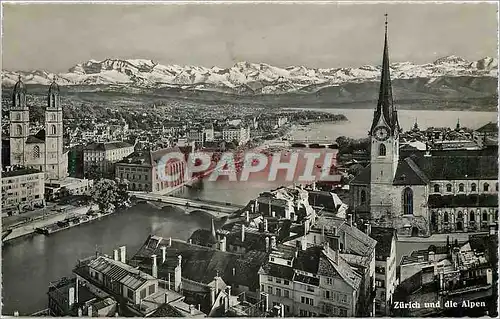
[433,184,440,193]
[446,184,452,192]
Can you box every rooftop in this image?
[2,167,43,178]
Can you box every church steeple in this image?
[370,14,399,135]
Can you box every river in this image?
[2,108,497,315]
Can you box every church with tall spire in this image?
[350,16,498,237]
[8,76,69,181]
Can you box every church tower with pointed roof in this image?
[369,15,400,219]
[9,76,30,166]
[45,76,67,180]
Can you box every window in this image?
[284,280,289,285]
[326,277,333,285]
[148,284,155,295]
[127,288,133,300]
[444,212,449,223]
[16,124,23,136]
[276,278,281,284]
[446,184,452,192]
[268,286,272,294]
[379,144,386,156]
[140,289,146,299]
[51,125,56,135]
[433,184,440,193]
[402,187,413,215]
[324,290,331,299]
[496,183,499,192]
[457,211,463,219]
[51,94,56,108]
[483,183,490,192]
[33,146,40,159]
[284,290,290,298]
[360,190,366,205]
[470,211,475,222]
[471,183,477,192]
[261,284,264,291]
[482,211,488,221]
[268,276,273,282]
[301,296,314,306]
[458,183,464,192]
[276,288,282,297]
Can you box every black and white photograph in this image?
[1,1,498,317]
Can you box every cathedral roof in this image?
[412,155,498,181]
[26,135,45,144]
[350,164,371,186]
[393,157,429,185]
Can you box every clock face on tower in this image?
[374,126,390,141]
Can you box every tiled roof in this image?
[340,222,377,256]
[84,141,133,151]
[350,164,371,185]
[262,263,295,281]
[130,235,266,289]
[308,190,338,211]
[2,167,42,178]
[370,227,396,261]
[189,229,217,246]
[294,246,322,274]
[149,303,183,317]
[88,256,152,290]
[428,194,498,208]
[413,155,498,180]
[393,157,429,185]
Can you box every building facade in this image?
[83,141,135,178]
[1,167,45,215]
[9,78,68,181]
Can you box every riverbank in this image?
[3,204,98,242]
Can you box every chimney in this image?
[300,236,307,251]
[271,236,277,250]
[260,292,269,312]
[152,255,158,278]
[168,273,171,290]
[265,237,270,252]
[280,303,285,317]
[245,211,250,223]
[264,219,268,232]
[271,211,276,218]
[428,251,435,263]
[13,311,19,317]
[175,255,182,292]
[189,239,192,244]
[164,292,169,303]
[220,236,227,252]
[169,237,172,247]
[69,287,75,307]
[365,223,371,236]
[197,304,201,311]
[189,305,195,315]
[87,305,93,317]
[347,214,352,227]
[227,285,232,298]
[161,246,167,263]
[232,267,235,276]
[113,249,119,261]
[214,275,219,295]
[119,246,126,264]
[241,225,245,242]
[210,287,216,306]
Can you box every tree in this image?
[91,179,131,212]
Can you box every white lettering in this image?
[185,152,212,180]
[298,152,321,182]
[240,152,268,182]
[208,152,237,182]
[157,152,185,182]
[268,152,299,182]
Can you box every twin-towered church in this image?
[9,77,68,181]
[350,23,498,236]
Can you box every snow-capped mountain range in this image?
[2,55,497,95]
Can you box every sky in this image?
[1,2,498,72]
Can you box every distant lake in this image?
[289,108,497,139]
